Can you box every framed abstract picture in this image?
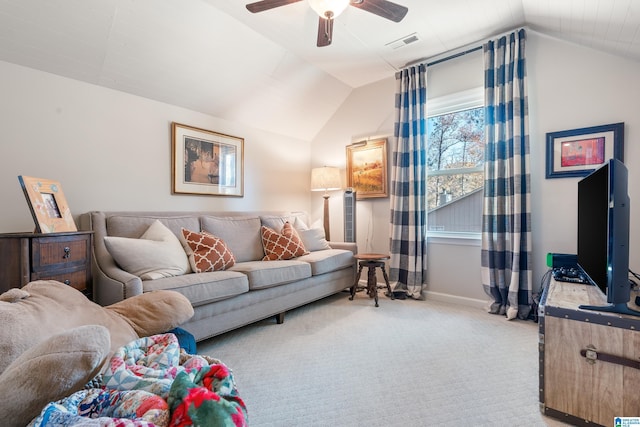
[545,122,624,178]
[346,138,388,199]
[18,176,77,233]
[172,122,244,196]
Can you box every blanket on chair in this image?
[29,333,247,427]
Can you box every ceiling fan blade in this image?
[246,0,303,13]
[317,16,333,47]
[349,0,408,23]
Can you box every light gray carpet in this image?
[197,290,569,426]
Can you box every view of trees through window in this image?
[427,106,484,233]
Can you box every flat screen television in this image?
[577,158,639,316]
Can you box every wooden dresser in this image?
[0,231,93,299]
[539,277,640,426]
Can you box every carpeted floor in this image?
[197,290,571,426]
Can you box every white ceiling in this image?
[1,0,639,141]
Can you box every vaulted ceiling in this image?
[1,0,638,141]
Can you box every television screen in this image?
[577,158,638,316]
[577,163,609,293]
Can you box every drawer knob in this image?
[63,247,71,259]
[63,279,71,285]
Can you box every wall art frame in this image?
[346,138,388,199]
[172,122,244,196]
[18,176,77,233]
[545,122,624,179]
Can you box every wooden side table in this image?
[349,253,394,307]
[0,231,94,299]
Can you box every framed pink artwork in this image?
[546,122,624,178]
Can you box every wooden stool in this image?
[349,253,393,307]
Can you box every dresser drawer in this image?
[31,268,91,296]
[31,234,91,272]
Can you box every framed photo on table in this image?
[545,122,624,178]
[346,138,388,199]
[18,176,77,233]
[172,122,244,196]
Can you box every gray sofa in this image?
[79,211,357,342]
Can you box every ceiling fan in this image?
[246,0,408,47]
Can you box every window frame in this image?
[426,87,484,240]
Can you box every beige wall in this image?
[528,32,640,291]
[0,61,313,233]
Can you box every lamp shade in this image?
[311,166,341,192]
[308,0,350,18]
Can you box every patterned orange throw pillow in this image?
[181,228,235,273]
[261,222,308,261]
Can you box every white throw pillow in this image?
[104,220,191,280]
[260,214,309,231]
[297,227,332,251]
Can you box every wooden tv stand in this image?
[539,277,640,426]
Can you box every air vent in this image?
[386,32,420,50]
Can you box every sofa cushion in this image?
[296,249,355,276]
[230,260,312,290]
[201,216,263,262]
[181,229,235,273]
[142,271,249,307]
[261,222,308,261]
[104,220,191,280]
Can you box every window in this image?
[426,88,484,235]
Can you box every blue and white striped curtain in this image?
[389,64,428,299]
[481,29,533,320]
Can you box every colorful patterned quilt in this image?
[29,333,247,427]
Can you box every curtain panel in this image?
[389,64,428,299]
[481,29,533,320]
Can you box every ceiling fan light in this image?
[308,0,350,18]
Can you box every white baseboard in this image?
[358,280,488,310]
[424,290,488,309]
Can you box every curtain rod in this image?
[424,46,482,67]
[403,26,526,70]
[402,45,482,69]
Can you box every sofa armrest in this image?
[328,241,357,255]
[81,212,143,306]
